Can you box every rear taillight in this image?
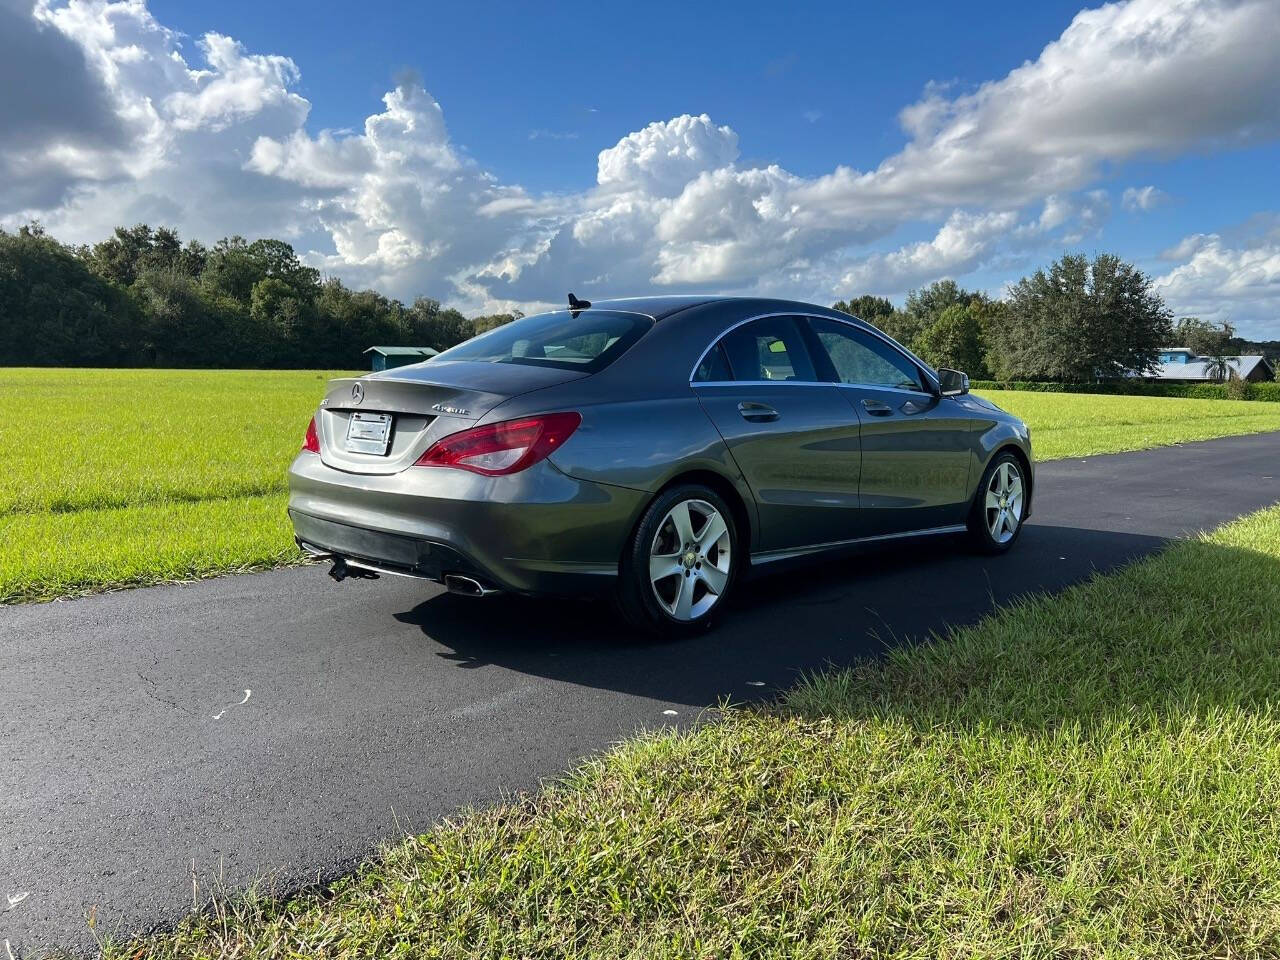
[414,412,581,476]
[302,417,320,453]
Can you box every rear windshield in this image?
[434,310,652,373]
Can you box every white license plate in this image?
[346,412,393,455]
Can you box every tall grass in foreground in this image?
[111,505,1280,958]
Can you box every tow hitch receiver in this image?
[329,557,379,582]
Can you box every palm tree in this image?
[1202,353,1233,383]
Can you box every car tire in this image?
[966,451,1028,554]
[617,484,740,638]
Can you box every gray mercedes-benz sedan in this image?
[288,295,1033,636]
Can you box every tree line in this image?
[834,252,1276,383]
[2,225,1272,380]
[0,223,519,368]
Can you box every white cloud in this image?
[1,0,1278,325]
[838,210,1021,293]
[3,0,320,247]
[1160,233,1214,261]
[1155,231,1280,336]
[166,33,306,132]
[1122,185,1170,212]
[595,114,739,197]
[651,165,808,285]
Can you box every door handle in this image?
[861,399,893,416]
[737,401,779,422]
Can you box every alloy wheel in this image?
[648,499,732,621]
[984,460,1024,544]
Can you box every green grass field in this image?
[986,390,1280,460]
[2,368,1280,604]
[107,501,1280,958]
[0,368,351,603]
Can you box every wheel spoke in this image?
[649,553,682,583]
[1007,475,1022,500]
[699,562,728,595]
[697,511,728,549]
[985,490,1001,510]
[668,501,695,546]
[672,574,694,620]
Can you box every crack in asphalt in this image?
[135,672,194,717]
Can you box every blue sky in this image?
[151,0,1090,187]
[4,0,1279,336]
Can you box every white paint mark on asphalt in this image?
[745,681,766,687]
[5,937,18,960]
[6,891,29,909]
[212,689,252,720]
[662,709,678,716]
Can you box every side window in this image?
[692,343,733,382]
[807,317,928,392]
[717,316,817,382]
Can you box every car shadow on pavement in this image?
[393,522,1172,708]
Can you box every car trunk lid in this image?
[315,360,586,475]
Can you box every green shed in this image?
[364,345,440,372]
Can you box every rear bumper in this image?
[290,511,491,582]
[286,452,646,595]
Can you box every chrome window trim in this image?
[688,310,941,393]
[692,380,935,398]
[692,379,827,387]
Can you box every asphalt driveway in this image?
[2,431,1278,953]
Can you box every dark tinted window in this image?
[693,342,733,382]
[807,317,928,392]
[433,309,651,373]
[717,316,817,382]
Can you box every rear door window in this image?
[711,316,818,382]
[693,343,733,382]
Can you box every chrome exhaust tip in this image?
[443,573,500,597]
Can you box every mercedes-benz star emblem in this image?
[351,382,365,405]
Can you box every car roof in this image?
[583,295,855,322]
[583,296,734,319]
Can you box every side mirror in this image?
[938,368,969,396]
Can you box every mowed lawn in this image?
[982,389,1280,460]
[2,367,1280,603]
[0,368,351,603]
[112,502,1280,958]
